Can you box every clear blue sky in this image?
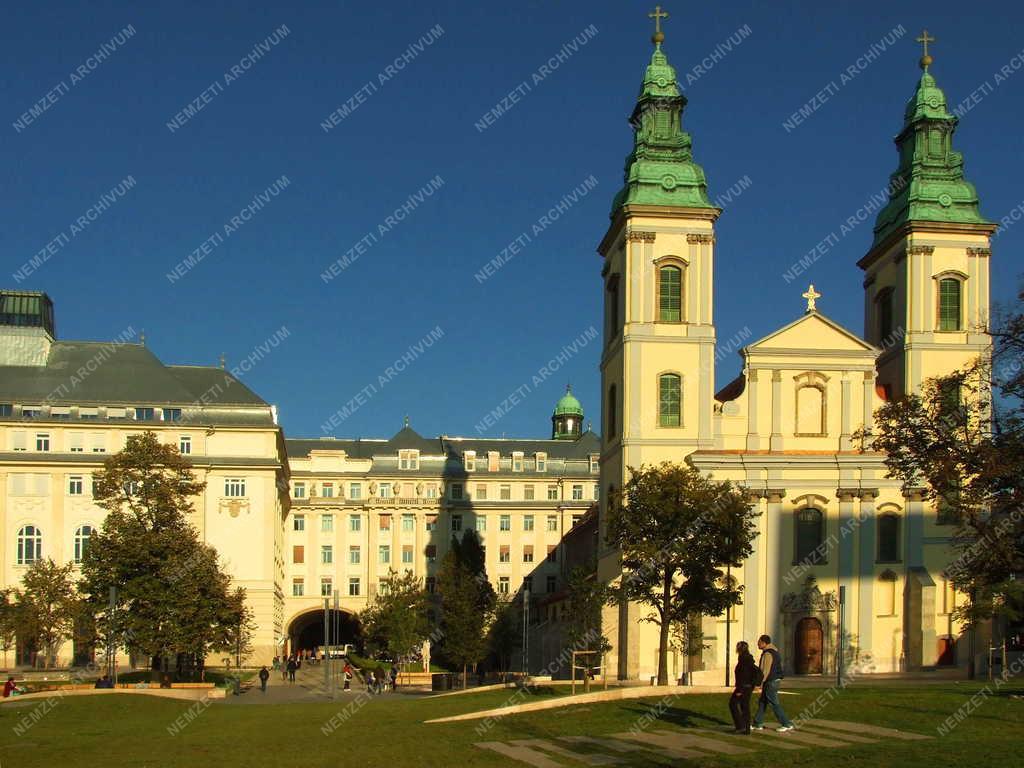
[4,0,1022,439]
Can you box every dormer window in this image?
[399,449,419,470]
[488,451,499,472]
[464,451,476,472]
[512,452,524,472]
[536,452,547,472]
[589,455,600,473]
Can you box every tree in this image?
[607,461,759,685]
[360,569,430,666]
[223,587,257,668]
[78,431,245,677]
[15,559,81,668]
[868,287,1024,630]
[0,589,17,668]
[435,531,496,688]
[487,597,520,678]
[564,567,612,690]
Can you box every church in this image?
[0,19,996,680]
[597,20,992,680]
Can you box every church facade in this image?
[598,30,993,680]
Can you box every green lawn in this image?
[0,682,1019,767]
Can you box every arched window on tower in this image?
[657,265,683,323]
[17,525,42,565]
[937,276,963,331]
[794,508,825,565]
[606,275,621,343]
[875,287,894,347]
[877,514,901,563]
[658,373,681,427]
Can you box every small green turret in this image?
[552,385,584,440]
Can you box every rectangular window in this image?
[349,546,361,564]
[451,483,464,500]
[50,406,70,420]
[426,577,436,594]
[512,453,524,472]
[523,515,534,531]
[425,544,436,562]
[659,265,682,322]
[594,484,600,500]
[293,545,304,564]
[475,484,487,501]
[398,449,420,470]
[659,374,682,427]
[402,545,414,564]
[523,545,534,563]
[498,577,510,595]
[321,514,334,533]
[224,478,246,497]
[499,545,510,563]
[179,435,192,455]
[488,451,499,472]
[476,515,487,532]
[68,475,84,495]
[68,432,84,453]
[546,515,558,532]
[321,545,333,564]
[321,578,333,597]
[293,482,305,498]
[348,577,361,597]
[11,431,26,451]
[35,433,50,452]
[938,278,962,332]
[0,404,11,418]
[91,433,106,453]
[425,484,437,499]
[321,482,335,498]
[536,452,547,472]
[572,484,584,501]
[452,514,462,532]
[293,515,305,532]
[379,545,390,564]
[379,482,392,499]
[547,545,557,563]
[547,485,559,501]
[349,515,361,532]
[426,515,437,532]
[500,514,511,531]
[79,408,98,420]
[500,484,511,500]
[379,514,392,531]
[524,484,535,500]
[163,408,182,422]
[464,451,476,472]
[590,455,600,473]
[546,575,556,593]
[22,407,42,419]
[292,578,304,597]
[402,514,415,532]
[349,483,362,499]
[135,407,155,421]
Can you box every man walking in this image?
[258,666,270,693]
[752,634,794,732]
[287,656,297,684]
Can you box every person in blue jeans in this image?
[752,634,794,732]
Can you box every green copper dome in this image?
[553,386,584,417]
[871,65,991,247]
[610,42,716,216]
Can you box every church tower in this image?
[597,9,720,679]
[859,33,994,399]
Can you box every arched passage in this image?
[286,608,361,658]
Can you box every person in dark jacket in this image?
[729,641,758,734]
[286,657,297,683]
[258,666,270,693]
[752,634,794,731]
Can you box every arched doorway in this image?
[286,609,361,658]
[937,637,956,666]
[795,617,824,674]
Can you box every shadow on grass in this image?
[619,703,730,729]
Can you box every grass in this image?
[0,682,1020,767]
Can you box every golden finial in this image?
[649,5,669,46]
[802,284,822,313]
[916,29,935,71]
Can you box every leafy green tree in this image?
[15,559,80,668]
[360,569,430,666]
[0,589,17,668]
[869,288,1024,629]
[79,431,245,676]
[564,567,612,690]
[607,462,758,685]
[487,597,520,677]
[435,531,495,687]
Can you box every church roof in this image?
[743,310,879,357]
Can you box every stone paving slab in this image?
[510,739,623,765]
[810,718,932,740]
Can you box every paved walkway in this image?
[224,664,423,705]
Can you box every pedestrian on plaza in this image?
[272,656,280,672]
[259,666,270,693]
[281,656,289,681]
[343,662,353,692]
[390,665,398,690]
[287,656,297,684]
[3,676,17,697]
[752,634,794,732]
[366,670,376,694]
[729,641,760,734]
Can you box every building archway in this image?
[286,608,361,658]
[794,617,824,674]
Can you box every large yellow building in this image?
[598,32,994,680]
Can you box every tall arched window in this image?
[658,265,682,322]
[606,275,620,342]
[877,514,901,563]
[937,277,962,331]
[607,385,617,440]
[795,508,825,564]
[17,525,42,565]
[875,287,894,346]
[658,373,681,427]
[74,525,94,564]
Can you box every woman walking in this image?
[729,641,759,735]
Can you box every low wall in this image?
[2,686,225,703]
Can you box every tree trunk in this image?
[462,663,467,689]
[658,573,672,686]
